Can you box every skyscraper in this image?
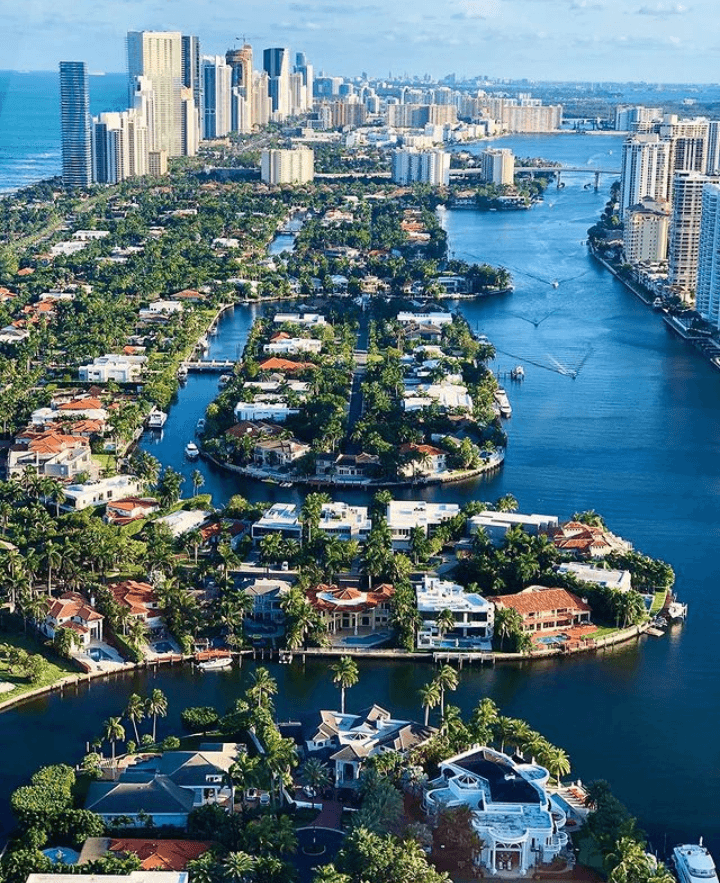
[59,61,92,188]
[127,31,183,157]
[619,134,671,219]
[260,148,314,184]
[667,170,719,298]
[263,48,290,120]
[181,35,203,139]
[202,56,232,139]
[695,183,720,326]
[226,45,254,132]
[481,148,514,186]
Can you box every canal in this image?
[2,134,719,854]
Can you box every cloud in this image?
[449,0,501,19]
[569,0,607,9]
[636,2,689,14]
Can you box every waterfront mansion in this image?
[424,747,569,876]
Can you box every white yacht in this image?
[674,842,719,883]
[219,373,232,387]
[198,656,232,671]
[196,417,206,435]
[185,442,200,460]
[510,365,525,381]
[148,409,167,429]
[494,387,513,418]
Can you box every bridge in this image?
[450,164,620,191]
[184,360,235,373]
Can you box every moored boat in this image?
[510,365,525,381]
[185,442,200,460]
[148,409,167,429]
[494,387,513,418]
[653,297,664,310]
[196,417,206,435]
[673,842,719,883]
[198,656,232,671]
[177,365,188,381]
[219,373,232,387]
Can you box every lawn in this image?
[0,632,79,702]
[649,590,667,615]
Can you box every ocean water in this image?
[0,70,127,194]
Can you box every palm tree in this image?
[470,697,499,744]
[191,469,205,497]
[493,715,516,754]
[146,688,168,742]
[436,608,456,643]
[103,716,125,761]
[300,757,331,808]
[40,539,62,595]
[299,492,330,544]
[249,666,278,709]
[125,693,146,744]
[223,851,256,883]
[434,664,459,717]
[419,679,441,726]
[331,655,359,714]
[545,746,571,785]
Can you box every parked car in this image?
[245,788,259,801]
[259,791,271,806]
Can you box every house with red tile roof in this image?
[257,357,316,372]
[307,583,394,636]
[399,442,447,477]
[106,838,213,870]
[549,521,632,559]
[105,498,160,526]
[109,581,162,627]
[41,592,104,646]
[7,428,96,480]
[493,586,592,634]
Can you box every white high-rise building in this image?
[202,55,232,139]
[481,148,514,186]
[706,121,720,176]
[695,183,720,325]
[391,149,450,186]
[127,31,183,157]
[252,72,272,128]
[181,87,199,156]
[668,170,720,298]
[619,134,671,219]
[623,198,670,265]
[260,148,314,185]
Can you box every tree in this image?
[125,693,146,744]
[103,716,125,761]
[338,828,449,883]
[300,757,331,808]
[434,664,458,717]
[53,625,81,659]
[435,608,456,643]
[300,492,330,544]
[146,688,168,742]
[158,467,184,508]
[223,852,256,883]
[495,494,518,512]
[419,679,441,727]
[249,667,278,709]
[433,806,484,871]
[181,705,220,733]
[544,745,571,785]
[331,655,359,714]
[191,469,205,497]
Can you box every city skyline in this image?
[2,0,720,83]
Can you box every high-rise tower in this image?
[263,48,290,119]
[127,31,183,157]
[667,170,720,298]
[59,61,92,188]
[695,183,720,326]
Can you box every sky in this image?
[1,0,718,83]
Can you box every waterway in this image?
[2,133,719,856]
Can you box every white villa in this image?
[263,338,322,355]
[63,475,143,511]
[424,747,569,876]
[470,511,560,546]
[42,592,104,647]
[415,576,494,650]
[234,401,299,422]
[403,382,473,413]
[251,501,370,543]
[397,311,453,326]
[306,705,435,786]
[556,562,632,592]
[273,312,327,326]
[78,354,147,383]
[386,500,460,549]
[252,503,303,541]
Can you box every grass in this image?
[649,590,667,615]
[589,626,621,639]
[92,453,117,475]
[0,631,79,701]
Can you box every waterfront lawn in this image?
[0,632,79,701]
[649,591,667,615]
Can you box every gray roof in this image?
[85,776,194,816]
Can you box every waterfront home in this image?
[423,747,569,876]
[556,562,632,592]
[105,497,161,527]
[469,511,560,546]
[397,310,453,327]
[63,475,143,511]
[226,420,286,442]
[550,521,633,558]
[415,576,494,650]
[233,400,299,422]
[109,580,162,628]
[317,501,372,541]
[78,354,147,384]
[0,325,30,344]
[273,312,327,326]
[314,452,381,481]
[30,396,109,427]
[399,443,447,477]
[7,429,97,481]
[240,578,292,623]
[153,509,212,539]
[252,502,303,542]
[41,592,104,647]
[138,300,184,321]
[257,357,316,372]
[85,744,241,827]
[253,437,310,468]
[79,838,213,871]
[403,382,473,413]
[307,583,394,636]
[29,873,187,883]
[263,337,323,355]
[306,705,435,786]
[386,500,461,549]
[494,586,592,634]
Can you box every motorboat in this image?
[198,656,232,671]
[148,409,167,429]
[219,373,232,387]
[551,280,560,288]
[673,842,719,883]
[185,442,200,460]
[177,365,188,381]
[196,417,206,435]
[510,365,525,381]
[494,387,513,418]
[653,297,664,310]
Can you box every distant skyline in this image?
[1,0,719,83]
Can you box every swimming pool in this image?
[42,847,80,865]
[88,647,113,661]
[536,634,569,646]
[153,641,175,653]
[551,793,575,814]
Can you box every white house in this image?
[273,312,327,326]
[29,873,186,883]
[306,705,435,786]
[263,338,322,355]
[0,326,30,344]
[252,503,303,541]
[403,383,473,412]
[424,747,569,876]
[78,354,147,383]
[234,401,299,422]
[397,311,453,326]
[415,576,494,650]
[399,443,447,477]
[138,300,184,320]
[556,562,633,592]
[317,502,372,542]
[42,592,104,647]
[154,509,211,539]
[63,475,143,511]
[386,500,460,549]
[470,511,560,546]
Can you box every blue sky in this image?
[1,0,717,82]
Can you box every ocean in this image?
[0,70,127,194]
